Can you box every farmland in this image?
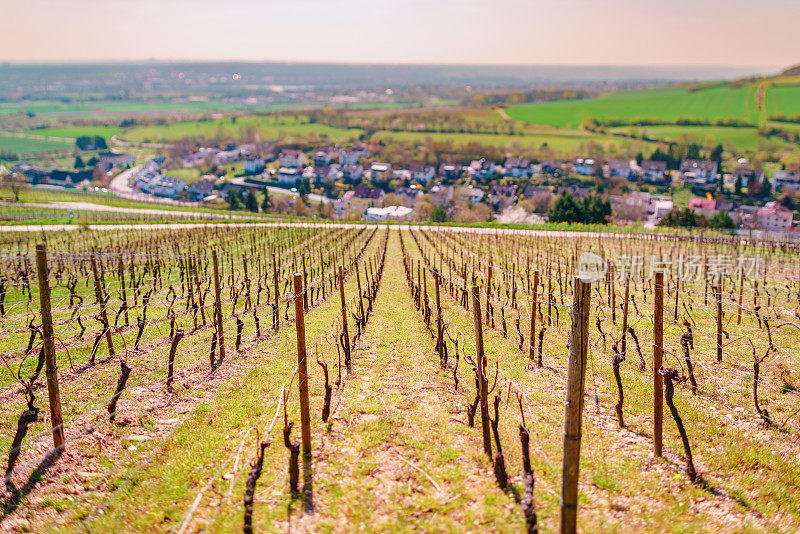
[0,224,798,532]
[0,135,73,155]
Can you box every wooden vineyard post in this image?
[35,244,65,449]
[737,267,745,325]
[293,273,312,459]
[118,256,129,325]
[485,259,492,325]
[560,275,591,534]
[356,265,365,326]
[471,285,492,459]
[620,276,630,356]
[529,269,539,362]
[91,252,115,357]
[653,271,664,457]
[716,276,723,362]
[338,266,352,372]
[212,250,226,365]
[433,269,444,360]
[274,256,284,329]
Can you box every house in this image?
[650,198,674,222]
[340,146,369,165]
[468,159,496,180]
[279,149,306,169]
[429,185,454,207]
[149,176,186,198]
[523,185,551,198]
[438,163,463,181]
[732,167,763,189]
[187,179,215,201]
[757,201,793,232]
[363,205,414,222]
[489,184,518,209]
[45,170,75,188]
[353,184,385,206]
[573,158,597,176]
[539,161,564,176]
[313,164,339,183]
[213,148,241,166]
[341,164,364,183]
[98,152,136,169]
[393,186,423,206]
[14,164,49,184]
[277,167,303,185]
[313,147,338,167]
[772,170,800,192]
[503,158,531,178]
[183,148,219,167]
[458,186,485,205]
[370,162,394,181]
[408,162,436,183]
[607,159,633,179]
[688,197,718,219]
[610,191,650,221]
[243,156,266,175]
[680,159,718,183]
[640,160,667,183]
[556,186,591,200]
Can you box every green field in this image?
[23,124,124,140]
[507,85,763,129]
[767,84,800,116]
[372,128,656,153]
[0,135,73,154]
[608,124,794,151]
[121,115,363,143]
[0,99,297,117]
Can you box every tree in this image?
[708,211,735,229]
[429,206,448,223]
[74,155,85,169]
[548,192,583,223]
[734,174,743,195]
[261,187,272,212]
[245,189,259,212]
[228,189,242,210]
[581,195,612,224]
[658,208,707,228]
[93,136,107,150]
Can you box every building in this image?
[539,161,564,176]
[458,185,485,205]
[187,179,215,201]
[277,167,303,185]
[680,159,718,183]
[438,163,463,181]
[573,158,597,176]
[489,184,518,209]
[393,186,423,206]
[142,176,186,198]
[183,148,219,168]
[313,164,339,183]
[341,164,364,183]
[408,162,436,183]
[640,160,667,183]
[353,184,385,206]
[313,147,338,166]
[650,198,674,222]
[363,205,414,222]
[428,185,454,207]
[243,157,266,175]
[502,158,531,178]
[98,152,136,169]
[279,149,306,169]
[370,162,394,181]
[757,201,793,232]
[688,197,718,219]
[340,146,369,165]
[772,170,800,192]
[732,167,764,189]
[607,159,633,179]
[468,158,496,180]
[213,148,241,166]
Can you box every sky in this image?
[0,0,797,68]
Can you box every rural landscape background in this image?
[1,0,799,532]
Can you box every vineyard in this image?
[0,225,799,532]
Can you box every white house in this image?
[469,159,496,180]
[313,147,337,166]
[772,170,800,192]
[277,167,303,185]
[279,150,307,169]
[243,156,266,174]
[640,160,667,183]
[363,205,414,222]
[503,158,530,178]
[341,164,364,182]
[370,162,394,181]
[607,159,633,179]
[573,158,596,176]
[340,146,369,165]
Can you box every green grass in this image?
[608,125,794,151]
[121,115,363,143]
[0,135,73,154]
[507,84,763,129]
[23,125,124,140]
[0,99,297,117]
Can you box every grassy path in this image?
[304,232,523,532]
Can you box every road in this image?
[3,201,252,220]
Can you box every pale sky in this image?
[0,0,797,67]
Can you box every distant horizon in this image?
[1,0,797,68]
